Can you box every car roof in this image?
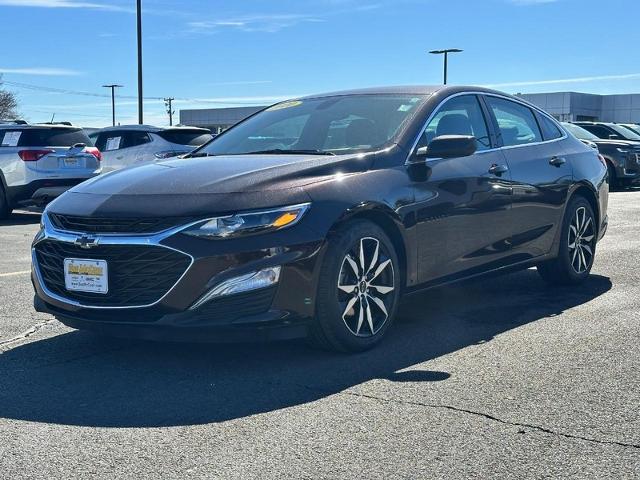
[97,124,210,133]
[296,85,523,100]
[0,123,79,130]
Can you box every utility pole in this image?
[164,97,175,126]
[102,84,123,126]
[136,0,144,124]
[429,49,463,85]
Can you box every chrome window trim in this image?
[405,91,568,164]
[32,213,197,310]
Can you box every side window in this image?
[538,114,563,141]
[417,95,491,151]
[486,96,543,147]
[124,132,152,148]
[581,125,613,139]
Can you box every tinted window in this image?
[579,124,613,139]
[94,131,124,151]
[0,127,92,147]
[417,95,491,151]
[538,114,563,141]
[486,96,542,146]
[199,94,428,156]
[608,123,640,141]
[124,131,151,148]
[562,123,599,141]
[156,130,213,146]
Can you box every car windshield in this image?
[562,122,599,141]
[621,124,640,136]
[609,123,640,141]
[196,94,428,156]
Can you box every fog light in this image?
[190,266,281,310]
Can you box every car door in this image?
[410,94,514,284]
[95,131,124,173]
[483,95,572,260]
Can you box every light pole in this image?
[429,48,463,85]
[136,0,143,124]
[102,84,123,126]
[164,97,175,126]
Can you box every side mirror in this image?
[415,135,477,159]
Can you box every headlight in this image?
[182,203,310,239]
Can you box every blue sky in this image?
[0,0,638,127]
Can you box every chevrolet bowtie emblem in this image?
[74,235,99,249]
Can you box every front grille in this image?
[48,213,197,235]
[34,240,191,307]
[191,287,277,323]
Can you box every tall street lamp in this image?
[429,48,463,85]
[102,84,123,126]
[137,0,143,124]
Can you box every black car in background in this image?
[32,86,608,352]
[565,122,640,188]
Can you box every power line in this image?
[3,80,272,105]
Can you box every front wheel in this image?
[309,220,401,352]
[537,196,597,285]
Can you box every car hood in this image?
[593,139,640,149]
[49,153,373,217]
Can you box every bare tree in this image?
[0,76,19,121]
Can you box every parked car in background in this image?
[618,123,640,137]
[33,86,608,352]
[563,122,640,189]
[89,125,213,173]
[0,122,101,219]
[573,121,640,142]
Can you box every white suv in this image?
[90,125,212,173]
[0,122,102,219]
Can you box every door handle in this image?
[549,156,566,167]
[488,164,509,176]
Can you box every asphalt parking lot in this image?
[0,192,639,479]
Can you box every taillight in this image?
[18,149,54,162]
[84,147,102,162]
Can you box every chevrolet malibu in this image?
[32,86,608,352]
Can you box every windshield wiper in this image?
[240,149,336,156]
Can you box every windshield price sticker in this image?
[1,131,21,147]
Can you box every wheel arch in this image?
[568,182,601,237]
[327,202,410,291]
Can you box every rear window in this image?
[156,129,213,146]
[0,127,93,147]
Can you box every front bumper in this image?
[32,214,327,341]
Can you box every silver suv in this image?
[0,122,102,219]
[90,125,212,173]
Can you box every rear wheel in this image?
[309,220,401,352]
[537,196,596,285]
[0,184,11,220]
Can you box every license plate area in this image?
[61,157,85,168]
[64,258,108,294]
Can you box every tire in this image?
[0,184,11,220]
[607,163,618,191]
[537,195,597,285]
[309,220,401,352]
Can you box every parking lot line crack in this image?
[0,319,56,349]
[291,382,640,450]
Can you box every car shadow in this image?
[0,270,611,428]
[1,211,41,226]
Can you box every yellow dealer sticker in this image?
[267,100,303,111]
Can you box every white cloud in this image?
[0,67,83,76]
[189,14,324,34]
[0,0,131,12]
[484,73,640,88]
